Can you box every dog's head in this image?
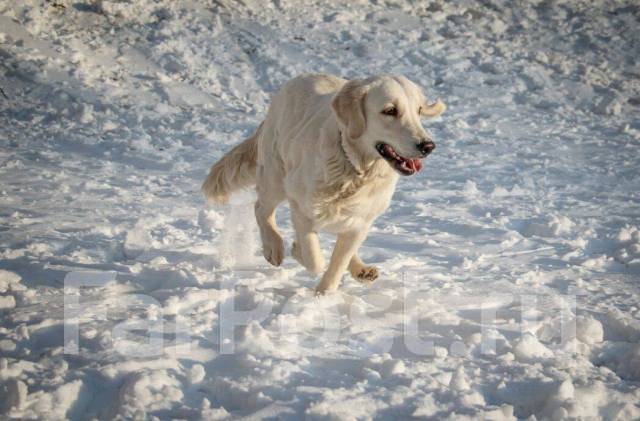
[332,75,445,176]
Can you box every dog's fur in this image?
[202,73,445,294]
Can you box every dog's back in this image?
[262,73,345,149]
[202,73,345,205]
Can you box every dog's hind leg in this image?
[255,170,285,267]
[290,202,324,275]
[348,254,379,283]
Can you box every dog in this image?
[202,73,445,294]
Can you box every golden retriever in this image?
[202,73,445,294]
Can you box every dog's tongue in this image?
[407,158,423,172]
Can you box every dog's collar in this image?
[338,131,364,176]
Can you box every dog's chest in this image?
[313,173,397,233]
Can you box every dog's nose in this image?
[417,139,436,156]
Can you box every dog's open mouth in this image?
[376,143,423,176]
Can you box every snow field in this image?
[1,0,639,419]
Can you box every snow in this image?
[1,0,639,419]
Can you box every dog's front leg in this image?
[315,229,368,295]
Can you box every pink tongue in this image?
[407,159,423,172]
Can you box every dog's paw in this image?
[351,266,379,283]
[263,236,284,267]
[314,277,340,296]
[314,285,337,297]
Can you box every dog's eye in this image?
[382,107,398,117]
[418,106,422,115]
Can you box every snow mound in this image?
[537,315,604,345]
[614,226,640,267]
[513,333,553,363]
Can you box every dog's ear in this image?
[420,99,446,118]
[332,80,368,139]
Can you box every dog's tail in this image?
[201,123,262,205]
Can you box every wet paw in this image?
[351,266,379,283]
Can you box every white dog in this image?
[202,73,445,294]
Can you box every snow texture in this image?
[1,0,639,419]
